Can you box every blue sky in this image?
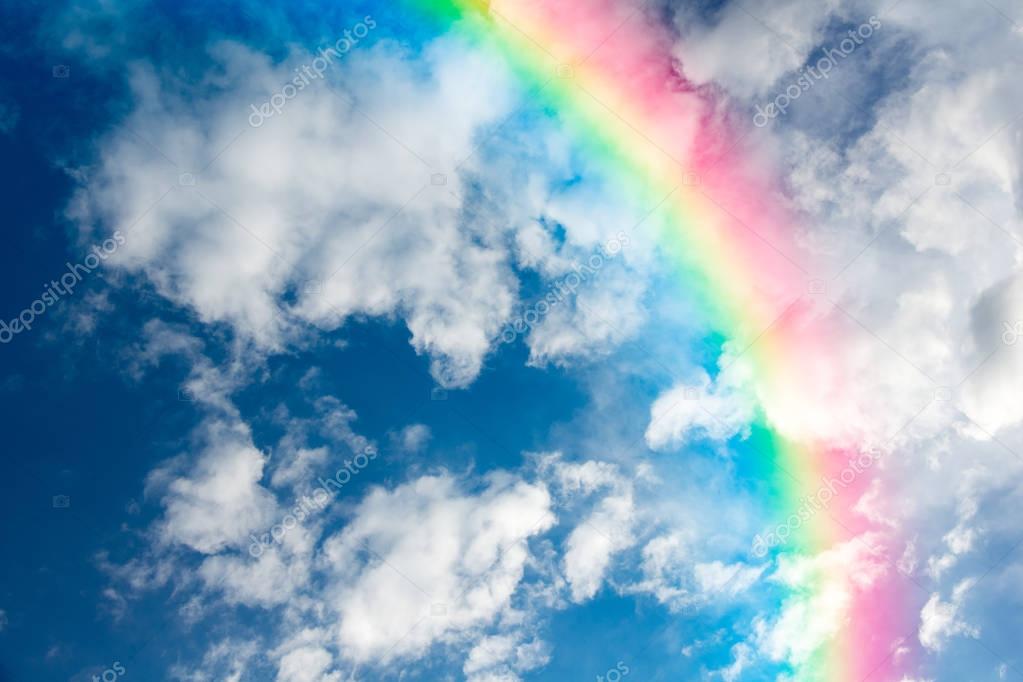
[0,5,756,673]
[2,1,1023,681]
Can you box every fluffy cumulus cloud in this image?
[395,423,432,453]
[670,0,1023,676]
[462,633,551,682]
[562,488,636,602]
[918,579,980,652]
[320,472,554,664]
[751,538,890,668]
[122,351,563,675]
[70,19,670,670]
[68,27,664,388]
[765,0,1023,434]
[169,638,260,682]
[63,0,1023,679]
[673,0,846,98]
[962,271,1023,432]
[625,532,764,615]
[70,37,523,388]
[275,645,341,682]
[149,419,279,555]
[266,628,346,682]
[536,454,645,604]
[109,321,562,673]
[644,362,756,450]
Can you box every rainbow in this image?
[407,0,915,679]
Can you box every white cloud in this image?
[694,560,765,597]
[320,472,554,664]
[169,639,259,682]
[919,578,980,652]
[462,633,550,682]
[516,190,652,367]
[535,454,639,603]
[269,628,345,682]
[525,265,647,367]
[665,4,1023,670]
[464,635,517,677]
[74,0,1023,678]
[198,540,313,607]
[537,453,621,496]
[626,533,763,614]
[104,318,562,676]
[754,537,889,668]
[630,533,695,609]
[71,37,521,388]
[125,319,204,378]
[645,365,756,450]
[269,446,329,490]
[69,26,676,387]
[150,419,278,555]
[926,518,979,580]
[673,0,845,99]
[275,646,341,682]
[395,423,431,454]
[563,489,636,602]
[962,272,1023,432]
[716,642,755,682]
